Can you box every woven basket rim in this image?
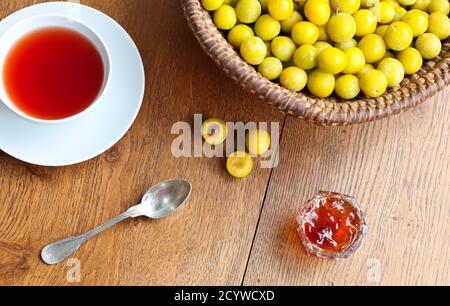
[182,0,450,125]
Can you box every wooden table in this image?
[0,0,449,286]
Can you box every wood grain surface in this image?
[0,0,449,286]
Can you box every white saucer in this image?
[0,2,145,166]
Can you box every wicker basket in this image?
[182,0,450,125]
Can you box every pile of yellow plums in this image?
[202,0,450,99]
[201,118,271,178]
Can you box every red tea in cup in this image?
[3,27,105,121]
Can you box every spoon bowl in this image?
[141,179,192,219]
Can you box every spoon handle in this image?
[41,209,136,265]
[82,209,135,241]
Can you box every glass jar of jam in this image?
[297,191,368,259]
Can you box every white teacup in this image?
[0,14,112,124]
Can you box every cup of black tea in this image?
[0,14,112,123]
